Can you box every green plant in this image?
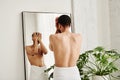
[77,51,90,80]
[44,65,54,80]
[77,46,120,80]
[45,46,120,80]
[77,52,89,74]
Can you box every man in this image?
[49,15,82,80]
[26,32,48,80]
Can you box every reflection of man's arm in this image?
[25,46,32,55]
[49,35,53,51]
[25,46,29,54]
[38,33,47,54]
[34,39,39,53]
[39,40,48,54]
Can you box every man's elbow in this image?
[44,50,48,55]
[49,46,53,51]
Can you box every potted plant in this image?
[77,46,120,80]
[45,65,54,80]
[77,50,90,80]
[45,46,120,80]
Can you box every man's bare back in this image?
[50,32,82,67]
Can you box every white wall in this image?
[73,0,99,53]
[109,0,120,52]
[0,0,71,80]
[73,0,111,53]
[97,0,111,49]
[109,0,120,78]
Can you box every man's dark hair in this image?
[58,15,71,27]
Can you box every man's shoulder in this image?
[49,34,55,39]
[72,33,82,38]
[50,34,61,39]
[49,34,63,43]
[26,45,31,47]
[25,45,32,50]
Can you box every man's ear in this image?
[58,24,61,28]
[58,24,62,29]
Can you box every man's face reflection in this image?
[32,32,41,44]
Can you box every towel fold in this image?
[53,66,81,80]
[29,65,48,80]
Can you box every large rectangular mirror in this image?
[22,12,71,80]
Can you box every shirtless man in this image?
[26,32,48,80]
[49,15,82,80]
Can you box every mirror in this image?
[22,12,71,80]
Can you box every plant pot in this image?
[92,75,109,80]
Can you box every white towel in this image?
[53,66,81,80]
[29,65,48,80]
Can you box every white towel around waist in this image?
[53,66,81,80]
[29,65,48,80]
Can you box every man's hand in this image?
[32,32,42,44]
[33,33,39,45]
[55,17,61,34]
[55,17,59,28]
[38,33,42,42]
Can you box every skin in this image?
[25,32,48,67]
[49,18,82,67]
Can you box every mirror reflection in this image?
[22,12,71,80]
[25,32,48,80]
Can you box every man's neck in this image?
[32,42,39,47]
[63,27,70,33]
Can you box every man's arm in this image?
[37,33,48,54]
[25,46,32,55]
[49,35,54,51]
[39,40,48,54]
[34,39,39,53]
[25,46,29,54]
